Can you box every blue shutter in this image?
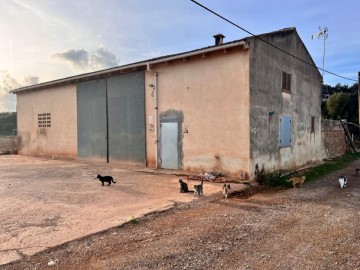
[280,115,292,147]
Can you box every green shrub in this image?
[263,170,290,187]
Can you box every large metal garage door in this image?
[77,79,107,162]
[76,71,145,165]
[107,72,145,164]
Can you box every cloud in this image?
[0,100,6,112]
[90,48,118,70]
[54,47,118,72]
[23,76,40,86]
[0,71,21,97]
[0,93,16,112]
[0,72,40,96]
[53,49,89,71]
[0,71,39,112]
[0,71,20,112]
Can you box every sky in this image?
[0,0,359,112]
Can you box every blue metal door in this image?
[107,72,145,165]
[280,115,292,147]
[77,72,145,165]
[77,79,107,162]
[160,121,179,169]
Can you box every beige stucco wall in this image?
[16,84,77,159]
[145,48,250,176]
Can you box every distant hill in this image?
[0,112,17,135]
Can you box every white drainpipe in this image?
[154,72,159,169]
[147,63,159,169]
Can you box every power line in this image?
[190,0,358,83]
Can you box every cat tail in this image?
[112,179,117,183]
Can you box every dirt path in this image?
[3,159,360,270]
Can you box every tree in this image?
[0,112,17,135]
[326,93,348,119]
[322,82,358,123]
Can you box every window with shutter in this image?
[282,71,291,93]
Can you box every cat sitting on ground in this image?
[194,178,204,197]
[286,176,306,188]
[94,174,116,186]
[179,179,189,193]
[222,184,231,199]
[339,176,347,188]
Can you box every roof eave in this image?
[10,40,247,94]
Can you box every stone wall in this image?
[321,119,347,158]
[0,136,18,153]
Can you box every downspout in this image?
[154,72,159,169]
[105,78,109,163]
[147,63,159,169]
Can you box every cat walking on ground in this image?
[222,184,231,199]
[339,176,347,188]
[286,176,306,188]
[194,178,204,197]
[94,174,116,186]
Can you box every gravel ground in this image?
[3,160,360,270]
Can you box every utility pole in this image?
[312,27,328,79]
[358,72,360,125]
[312,27,328,99]
[321,28,328,80]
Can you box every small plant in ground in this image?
[129,216,139,224]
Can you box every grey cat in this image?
[194,178,204,197]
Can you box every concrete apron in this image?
[0,155,245,265]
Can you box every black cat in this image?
[94,174,116,186]
[179,179,189,193]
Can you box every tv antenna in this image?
[312,26,328,81]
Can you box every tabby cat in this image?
[222,184,231,199]
[194,178,204,197]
